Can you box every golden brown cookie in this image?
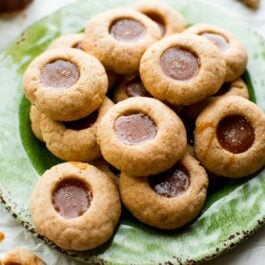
[40,98,113,162]
[186,24,248,82]
[140,33,226,105]
[195,96,265,178]
[97,97,187,176]
[134,0,186,37]
[112,72,151,103]
[30,162,121,251]
[2,248,45,265]
[48,33,84,50]
[183,78,249,120]
[82,9,161,74]
[120,153,208,229]
[30,105,44,142]
[23,48,108,121]
[48,35,119,91]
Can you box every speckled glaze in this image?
[0,0,264,264]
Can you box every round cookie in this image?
[40,98,113,162]
[120,153,208,229]
[195,96,265,178]
[48,33,85,50]
[48,34,119,90]
[183,78,249,120]
[30,162,121,251]
[140,33,226,105]
[97,97,187,176]
[23,48,108,121]
[186,24,248,82]
[112,72,151,103]
[2,248,45,265]
[134,0,186,37]
[82,9,161,74]
[30,105,44,142]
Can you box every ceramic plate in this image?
[0,0,265,264]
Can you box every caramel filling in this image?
[114,112,157,145]
[217,115,255,153]
[52,179,92,218]
[40,59,79,89]
[160,47,199,80]
[125,75,151,97]
[201,32,229,52]
[110,18,146,42]
[63,110,98,130]
[149,164,190,197]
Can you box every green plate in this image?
[0,0,265,264]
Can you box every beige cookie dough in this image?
[97,97,187,176]
[23,48,108,121]
[134,0,186,37]
[112,72,151,103]
[2,248,45,265]
[186,24,248,82]
[195,96,265,177]
[120,153,208,229]
[183,78,249,120]
[48,33,84,50]
[140,33,226,105]
[30,162,121,251]
[30,105,44,142]
[82,9,161,74]
[40,98,113,162]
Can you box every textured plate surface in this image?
[0,0,265,264]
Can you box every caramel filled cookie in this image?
[48,33,85,50]
[112,72,151,103]
[120,153,208,229]
[134,0,186,37]
[82,9,161,74]
[186,24,247,82]
[40,98,113,162]
[2,248,45,265]
[30,105,44,142]
[30,162,121,251]
[140,33,226,105]
[183,78,249,120]
[97,97,187,176]
[195,96,265,177]
[48,35,119,90]
[23,48,108,121]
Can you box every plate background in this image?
[0,0,265,264]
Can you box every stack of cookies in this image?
[22,0,265,252]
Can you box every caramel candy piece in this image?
[40,60,79,89]
[125,75,151,97]
[149,164,190,197]
[201,32,229,52]
[53,179,92,218]
[110,18,146,42]
[160,47,199,80]
[114,112,157,145]
[217,115,255,154]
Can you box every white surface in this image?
[0,0,265,264]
